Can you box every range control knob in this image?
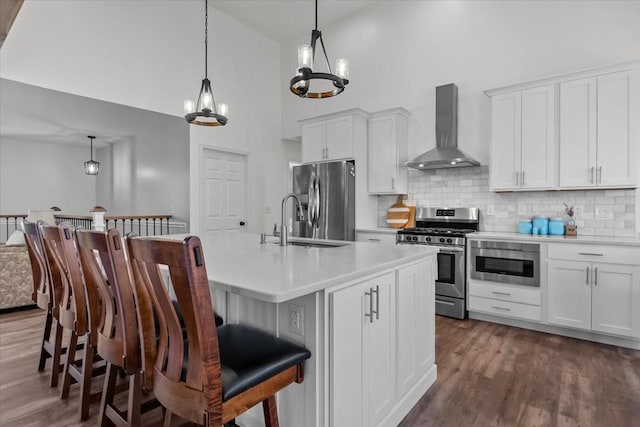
[447,238,453,243]
[425,237,431,242]
[439,238,445,243]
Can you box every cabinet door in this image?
[591,263,640,338]
[490,91,521,190]
[330,283,365,427]
[326,115,354,160]
[559,77,597,188]
[597,71,637,187]
[396,260,433,398]
[364,272,395,427]
[368,114,397,193]
[547,260,592,330]
[521,85,555,189]
[302,121,326,163]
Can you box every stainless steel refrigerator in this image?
[291,160,356,241]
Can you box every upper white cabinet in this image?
[487,61,639,191]
[560,70,638,188]
[300,109,368,164]
[490,85,556,191]
[368,108,410,194]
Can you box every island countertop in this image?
[166,233,437,303]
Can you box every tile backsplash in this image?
[378,166,636,236]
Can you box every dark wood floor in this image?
[400,316,640,427]
[1,309,639,426]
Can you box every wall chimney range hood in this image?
[406,83,480,170]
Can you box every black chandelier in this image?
[184,0,228,126]
[84,136,99,175]
[290,0,350,98]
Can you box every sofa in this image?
[0,235,35,311]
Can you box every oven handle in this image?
[437,246,465,253]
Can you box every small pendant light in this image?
[184,0,228,126]
[84,136,99,175]
[290,0,350,98]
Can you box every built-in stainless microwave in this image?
[470,240,540,287]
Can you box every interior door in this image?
[201,148,247,238]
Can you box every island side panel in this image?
[222,290,323,427]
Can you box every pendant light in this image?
[290,0,349,99]
[184,0,228,126]
[84,136,99,175]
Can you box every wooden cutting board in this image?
[386,195,410,228]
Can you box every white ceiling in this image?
[211,0,376,42]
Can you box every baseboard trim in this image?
[0,304,37,315]
[469,311,640,350]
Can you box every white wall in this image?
[0,138,95,213]
[1,0,294,234]
[281,0,640,165]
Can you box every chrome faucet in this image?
[280,193,304,246]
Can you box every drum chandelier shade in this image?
[184,0,228,126]
[84,136,99,175]
[290,0,350,98]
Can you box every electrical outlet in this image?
[486,205,495,216]
[288,304,304,336]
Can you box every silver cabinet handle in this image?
[436,300,455,306]
[521,171,525,187]
[325,147,329,159]
[586,267,590,286]
[597,166,602,184]
[515,170,519,186]
[579,252,603,257]
[594,267,598,286]
[368,238,381,242]
[492,306,511,312]
[590,166,594,183]
[391,178,395,190]
[492,291,512,296]
[374,285,380,320]
[364,288,373,323]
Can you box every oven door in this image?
[470,247,539,287]
[435,246,465,298]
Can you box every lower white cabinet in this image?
[547,258,640,338]
[329,260,434,427]
[468,279,542,322]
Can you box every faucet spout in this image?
[281,193,304,246]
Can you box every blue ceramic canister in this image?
[532,216,549,235]
[548,217,565,235]
[518,220,533,234]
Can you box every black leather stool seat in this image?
[214,324,310,401]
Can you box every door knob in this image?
[239,221,246,226]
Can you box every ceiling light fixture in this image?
[184,0,228,126]
[290,0,349,98]
[84,135,99,175]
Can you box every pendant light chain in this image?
[205,0,208,79]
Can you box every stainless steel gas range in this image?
[396,207,479,319]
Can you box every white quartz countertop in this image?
[468,231,640,247]
[356,227,399,234]
[165,233,437,303]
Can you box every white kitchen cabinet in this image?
[490,85,555,191]
[560,70,638,188]
[356,230,397,245]
[368,108,410,194]
[547,244,640,339]
[330,272,395,427]
[468,279,542,322]
[301,110,369,164]
[396,260,434,397]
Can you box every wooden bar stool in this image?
[75,228,160,426]
[126,235,311,427]
[24,220,68,387]
[39,223,104,421]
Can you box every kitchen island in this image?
[187,233,438,427]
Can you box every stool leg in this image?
[127,370,142,426]
[38,310,53,371]
[99,362,118,427]
[79,335,95,421]
[49,320,64,387]
[60,331,78,398]
[262,395,279,427]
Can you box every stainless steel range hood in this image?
[406,83,480,170]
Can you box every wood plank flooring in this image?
[399,316,640,427]
[1,309,639,426]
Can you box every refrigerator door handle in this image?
[308,172,316,228]
[314,176,321,228]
